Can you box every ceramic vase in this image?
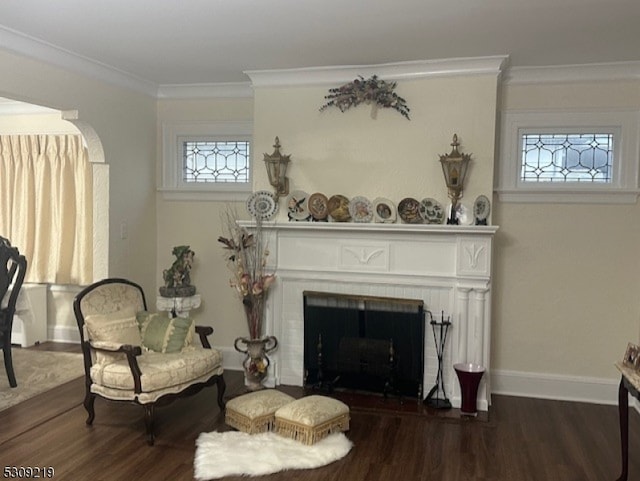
[234,336,278,391]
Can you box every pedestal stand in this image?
[156,294,201,318]
[424,311,452,409]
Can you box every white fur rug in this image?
[194,431,353,480]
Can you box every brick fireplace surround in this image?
[242,221,498,411]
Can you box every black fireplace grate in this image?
[303,292,425,398]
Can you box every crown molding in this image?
[504,61,640,85]
[157,82,253,99]
[0,25,158,97]
[244,56,509,88]
[3,21,639,100]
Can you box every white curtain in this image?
[0,134,93,284]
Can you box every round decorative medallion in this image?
[246,190,279,220]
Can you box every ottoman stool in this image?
[274,395,350,445]
[225,389,296,434]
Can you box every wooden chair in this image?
[73,278,226,445]
[0,236,27,388]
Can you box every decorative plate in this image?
[348,196,374,223]
[327,194,351,222]
[372,197,396,223]
[447,202,473,225]
[286,190,311,221]
[473,195,491,222]
[397,197,422,224]
[308,192,329,221]
[246,190,278,221]
[419,198,445,224]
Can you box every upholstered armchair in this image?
[73,278,226,445]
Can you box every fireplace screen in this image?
[303,291,425,398]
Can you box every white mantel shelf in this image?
[244,220,499,411]
[239,220,498,236]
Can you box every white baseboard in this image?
[37,339,632,410]
[48,325,81,344]
[217,351,625,407]
[491,369,620,405]
[217,346,245,372]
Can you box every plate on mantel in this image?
[473,195,491,223]
[419,198,445,224]
[348,196,374,223]
[327,194,351,222]
[447,202,473,225]
[398,197,422,224]
[308,192,329,221]
[373,197,396,223]
[246,190,278,220]
[286,190,311,221]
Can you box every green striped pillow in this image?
[136,311,195,353]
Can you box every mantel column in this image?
[456,287,472,364]
[472,287,489,367]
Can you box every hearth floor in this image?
[275,384,490,423]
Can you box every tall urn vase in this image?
[234,336,278,391]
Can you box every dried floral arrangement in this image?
[319,75,410,120]
[218,211,275,339]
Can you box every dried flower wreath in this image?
[319,75,410,120]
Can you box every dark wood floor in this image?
[1,342,638,480]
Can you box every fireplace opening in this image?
[303,291,425,398]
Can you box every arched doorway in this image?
[0,96,108,343]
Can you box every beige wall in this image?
[156,74,501,350]
[494,80,640,380]
[0,49,157,325]
[156,98,254,346]
[253,75,499,216]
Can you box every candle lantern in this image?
[263,136,291,198]
[439,134,471,224]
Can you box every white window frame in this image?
[161,120,253,201]
[496,109,640,203]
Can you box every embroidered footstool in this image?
[225,389,296,434]
[274,395,350,445]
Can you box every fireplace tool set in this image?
[424,310,452,409]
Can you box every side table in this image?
[156,294,201,318]
[614,361,640,481]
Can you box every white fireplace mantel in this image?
[241,221,498,411]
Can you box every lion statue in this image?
[159,245,196,297]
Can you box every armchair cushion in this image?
[84,307,142,364]
[89,347,223,403]
[136,311,195,353]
